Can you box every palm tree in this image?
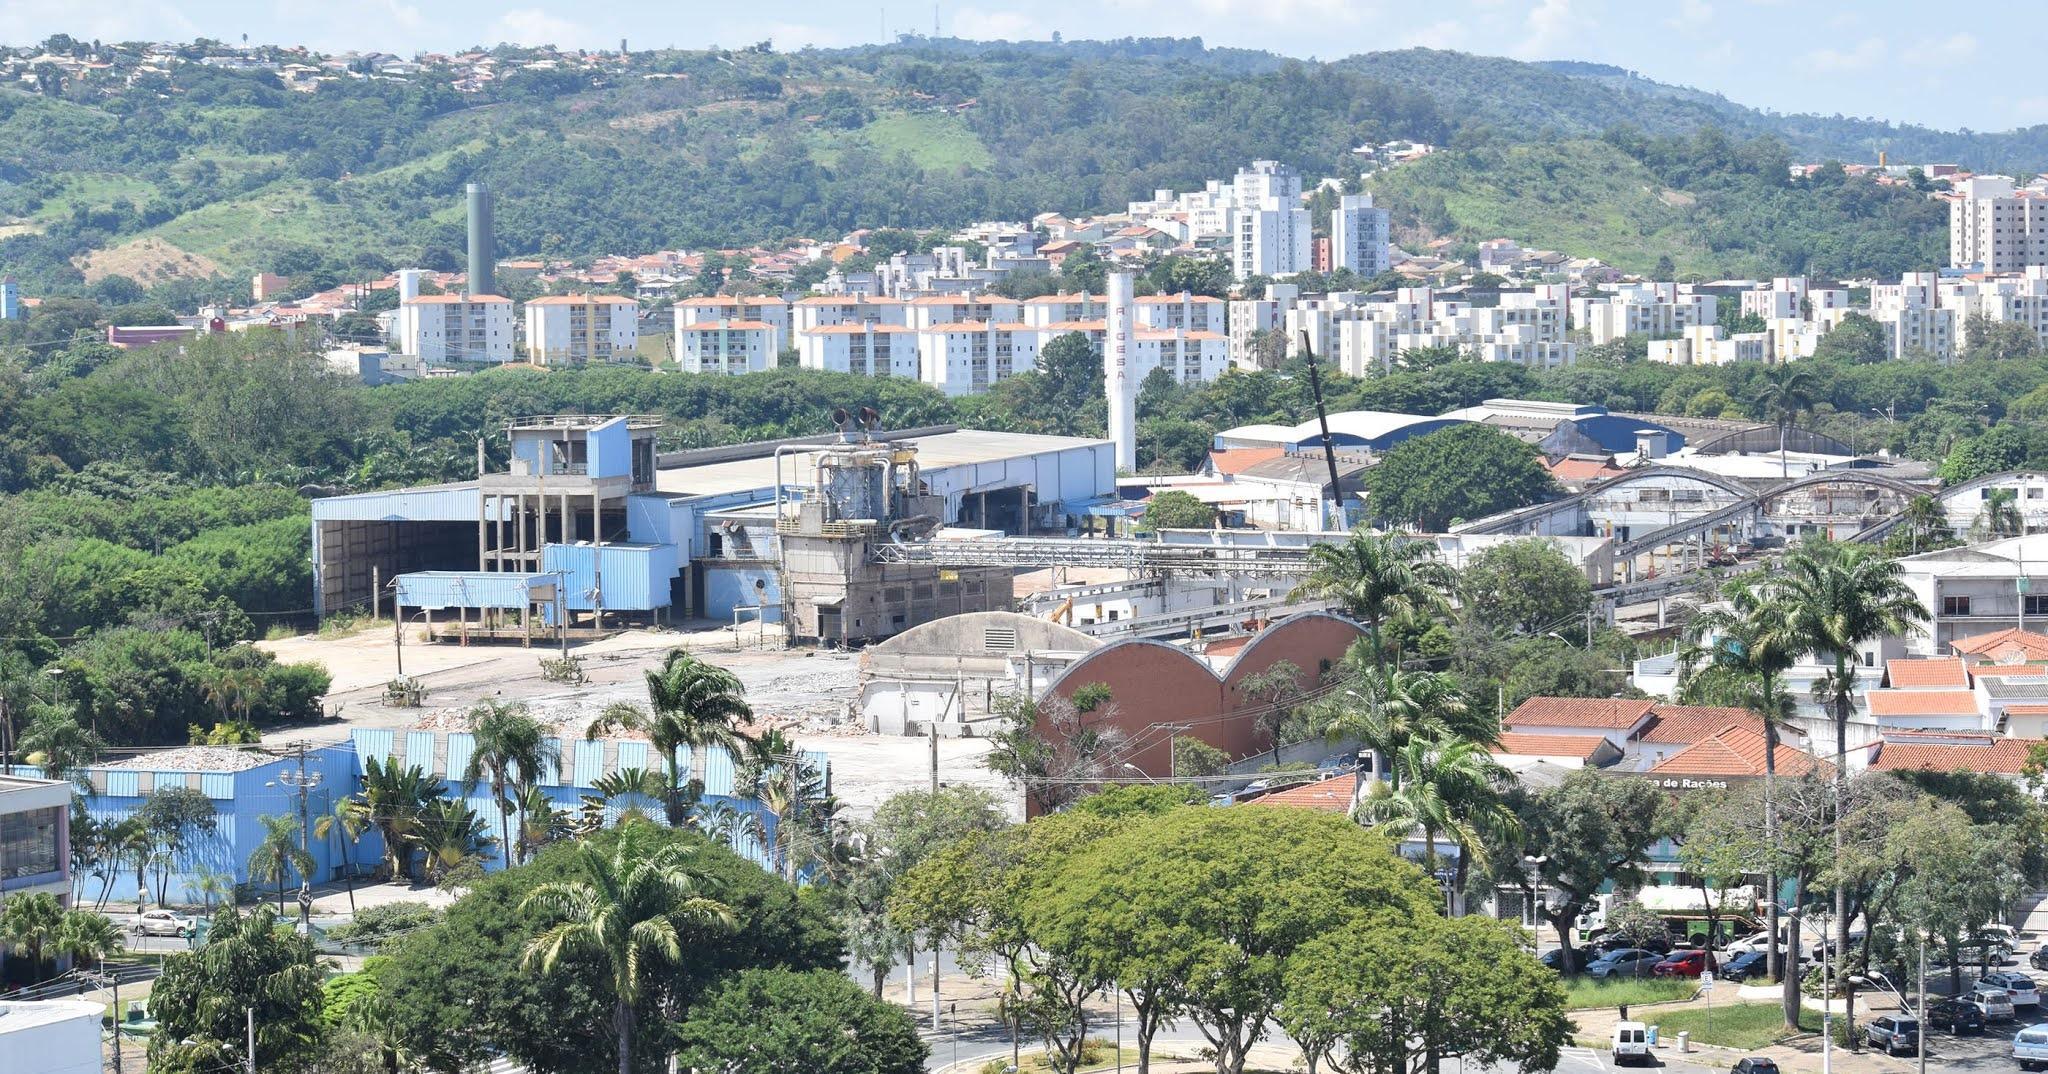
[591,768,671,821]
[1974,488,2024,541]
[0,891,65,982]
[584,649,751,825]
[18,710,103,783]
[1320,665,1469,788]
[351,757,444,882]
[1753,363,1817,479]
[518,784,571,857]
[417,800,496,885]
[1900,495,1952,554]
[1352,731,1519,914]
[201,666,268,726]
[461,701,561,867]
[1290,532,1454,677]
[695,801,762,854]
[521,822,735,1074]
[247,814,314,917]
[1779,537,1926,1034]
[1679,571,1802,988]
[313,799,368,914]
[53,909,124,970]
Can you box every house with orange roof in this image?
[1492,732,1622,768]
[1953,627,2048,667]
[1646,723,1833,791]
[1503,697,1657,754]
[1863,729,2048,778]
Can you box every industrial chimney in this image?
[1105,270,1136,472]
[466,182,495,298]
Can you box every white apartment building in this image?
[1135,293,1226,333]
[1227,284,1298,369]
[1897,534,2048,656]
[1020,292,1105,327]
[1136,328,1230,384]
[1232,197,1313,280]
[1947,265,2048,352]
[915,321,1041,396]
[523,295,639,367]
[396,294,515,364]
[1233,159,1302,206]
[1330,285,1574,373]
[1949,176,2048,273]
[1330,193,1392,276]
[1740,277,1808,321]
[799,323,919,378]
[905,294,1025,331]
[675,295,792,353]
[1579,283,1716,345]
[1647,324,1770,366]
[675,320,775,375]
[1871,272,1955,359]
[791,295,908,334]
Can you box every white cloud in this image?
[0,0,197,47]
[950,8,1040,39]
[1920,32,1978,65]
[1666,0,1713,30]
[1806,36,1887,72]
[1513,0,1577,58]
[1399,20,1465,49]
[489,8,586,48]
[1189,0,1363,24]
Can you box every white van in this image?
[2014,1023,2048,1071]
[1613,1021,1651,1065]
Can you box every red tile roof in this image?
[1866,689,1981,717]
[1868,737,2048,775]
[1493,733,1612,761]
[1886,657,1970,688]
[2004,705,2048,716]
[1505,697,1655,730]
[1648,724,1833,779]
[1953,628,2048,663]
[1251,773,1355,812]
[1209,447,1286,476]
[1547,456,1627,483]
[1634,706,1758,745]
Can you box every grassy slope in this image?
[1367,139,1718,275]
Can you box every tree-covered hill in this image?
[0,36,2031,294]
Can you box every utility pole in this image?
[245,1007,257,1074]
[82,970,121,1074]
[1297,331,1347,530]
[277,743,323,933]
[928,719,939,794]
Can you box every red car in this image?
[1653,950,1719,978]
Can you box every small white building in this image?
[675,320,775,375]
[798,323,919,378]
[1647,324,1770,366]
[0,1001,102,1074]
[523,295,639,367]
[675,295,792,354]
[395,294,515,364]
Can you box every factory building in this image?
[310,417,1114,644]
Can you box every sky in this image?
[2,0,2038,133]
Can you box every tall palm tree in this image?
[1352,731,1519,915]
[0,891,65,982]
[1780,537,1926,1034]
[18,710,102,783]
[585,650,751,826]
[461,701,561,868]
[351,757,444,882]
[1320,666,1469,788]
[1291,532,1454,677]
[313,798,367,914]
[591,767,672,821]
[1975,488,2024,541]
[518,784,571,857]
[1679,571,1802,986]
[1754,363,1818,479]
[247,814,314,918]
[53,909,125,970]
[1900,495,1951,554]
[521,822,735,1074]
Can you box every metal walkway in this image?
[872,536,1317,576]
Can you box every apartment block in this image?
[799,323,919,378]
[1871,273,1955,359]
[1646,324,1771,366]
[1580,283,1717,345]
[675,320,775,375]
[396,294,515,364]
[1329,193,1391,276]
[1949,176,2048,273]
[524,295,639,367]
[675,295,792,353]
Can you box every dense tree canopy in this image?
[1366,425,1557,530]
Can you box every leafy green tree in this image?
[1138,489,1216,531]
[1280,915,1568,1074]
[1508,769,1668,975]
[1602,898,1674,951]
[840,786,1007,997]
[461,700,561,867]
[521,822,735,1074]
[148,906,326,1074]
[52,908,124,969]
[1940,423,2040,484]
[1458,538,1592,637]
[1366,425,1556,531]
[674,968,927,1074]
[137,786,219,906]
[349,757,445,882]
[586,649,751,825]
[1170,735,1229,778]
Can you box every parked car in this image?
[1588,948,1664,979]
[1864,1016,1920,1057]
[1612,1021,1651,1066]
[1720,951,1769,982]
[2017,1024,2048,1071]
[132,909,193,937]
[1652,949,1718,978]
[1538,948,1581,973]
[1730,1058,1778,1074]
[1592,934,1673,956]
[1967,982,2017,1022]
[1986,971,2043,1008]
[2030,945,2048,972]
[1927,998,1986,1034]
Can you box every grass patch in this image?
[1566,977,1696,1010]
[1646,1001,1850,1051]
[811,111,992,172]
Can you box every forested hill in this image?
[0,36,2030,295]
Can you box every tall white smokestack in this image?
[397,269,424,303]
[1106,270,1136,472]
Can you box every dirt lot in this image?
[258,621,1012,819]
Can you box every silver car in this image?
[1968,982,2017,1022]
[1984,971,2041,1008]
[133,909,193,937]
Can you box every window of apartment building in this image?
[0,805,62,881]
[1943,595,1972,617]
[2027,594,2048,618]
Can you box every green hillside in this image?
[0,37,2007,294]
